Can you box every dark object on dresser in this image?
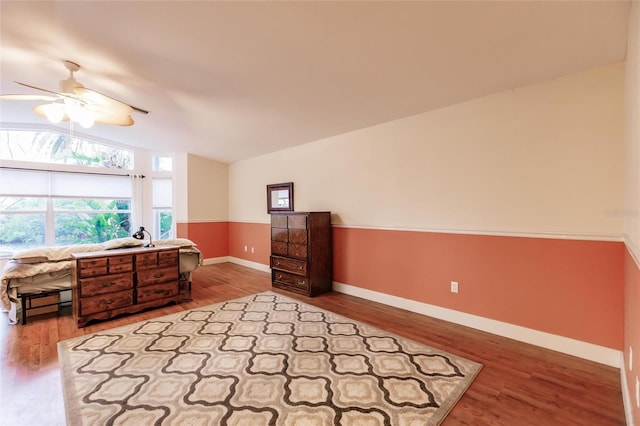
[270,211,332,297]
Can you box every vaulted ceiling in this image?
[0,1,631,163]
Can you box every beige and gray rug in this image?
[58,291,482,425]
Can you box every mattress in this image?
[179,251,200,274]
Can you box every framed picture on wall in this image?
[267,182,294,213]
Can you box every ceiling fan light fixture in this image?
[63,99,94,128]
[34,99,95,128]
[40,102,65,123]
[77,109,95,128]
[64,99,83,121]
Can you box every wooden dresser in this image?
[72,246,180,327]
[270,211,332,297]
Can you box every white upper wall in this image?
[229,63,624,238]
[625,2,640,257]
[179,154,228,222]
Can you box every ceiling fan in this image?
[0,60,148,128]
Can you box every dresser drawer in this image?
[80,289,133,316]
[271,256,308,276]
[137,266,179,287]
[78,258,108,278]
[288,229,307,244]
[137,282,178,304]
[158,249,179,267]
[79,273,133,297]
[109,255,133,265]
[271,241,287,256]
[271,214,288,228]
[137,251,158,269]
[273,270,309,291]
[109,262,133,273]
[271,228,288,242]
[287,215,307,229]
[108,255,133,273]
[288,243,308,259]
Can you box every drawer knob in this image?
[102,281,114,287]
[297,266,302,270]
[154,272,164,278]
[276,261,280,265]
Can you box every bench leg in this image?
[20,295,27,325]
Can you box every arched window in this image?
[0,128,135,256]
[1,128,132,168]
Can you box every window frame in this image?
[0,127,147,255]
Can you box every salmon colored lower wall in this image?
[228,222,271,265]
[333,227,625,350]
[624,248,640,422]
[207,221,625,350]
[176,221,229,259]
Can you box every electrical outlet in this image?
[451,281,458,293]
[243,245,247,252]
[251,247,255,253]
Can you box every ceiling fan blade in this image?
[75,87,148,115]
[15,81,65,97]
[75,87,133,114]
[0,94,59,102]
[77,102,135,126]
[15,81,84,105]
[93,110,134,126]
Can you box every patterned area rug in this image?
[58,291,482,425]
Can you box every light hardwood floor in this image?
[0,263,626,425]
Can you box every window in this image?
[152,178,173,240]
[0,129,176,255]
[151,154,174,240]
[53,198,132,245]
[0,197,46,256]
[0,165,132,254]
[0,129,132,169]
[153,155,173,172]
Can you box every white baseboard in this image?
[227,256,271,273]
[202,256,231,265]
[202,256,270,273]
[620,354,636,426]
[332,281,622,368]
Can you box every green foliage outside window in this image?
[0,129,132,169]
[0,197,131,253]
[159,211,173,240]
[54,212,130,245]
[54,198,132,245]
[0,214,45,250]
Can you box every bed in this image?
[0,238,202,324]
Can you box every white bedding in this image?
[1,240,202,324]
[1,260,73,311]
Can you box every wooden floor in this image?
[1,263,626,425]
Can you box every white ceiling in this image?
[0,1,631,164]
